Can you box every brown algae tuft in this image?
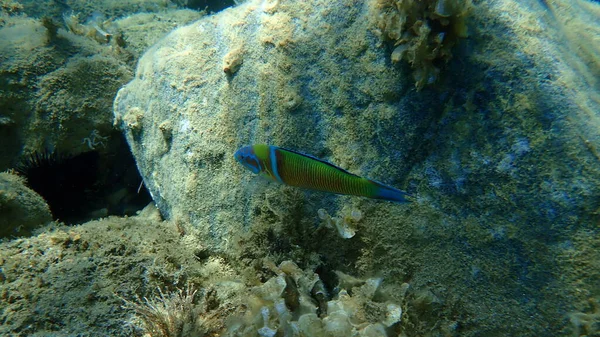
[373,0,471,89]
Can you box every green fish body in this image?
[234,144,410,203]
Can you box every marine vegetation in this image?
[317,207,362,239]
[63,11,121,45]
[373,0,471,89]
[227,261,405,337]
[122,286,204,337]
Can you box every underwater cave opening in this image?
[16,134,152,225]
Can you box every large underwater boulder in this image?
[114,0,600,335]
[113,0,440,250]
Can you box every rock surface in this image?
[106,0,600,335]
[0,6,203,171]
[114,0,437,251]
[0,172,52,237]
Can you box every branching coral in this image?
[373,0,471,89]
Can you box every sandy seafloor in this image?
[1,0,600,336]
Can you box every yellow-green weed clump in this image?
[374,0,471,89]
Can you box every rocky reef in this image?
[0,0,204,225]
[0,0,599,335]
[112,0,600,335]
[0,3,203,171]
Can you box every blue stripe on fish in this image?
[270,146,283,183]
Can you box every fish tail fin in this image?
[371,180,412,203]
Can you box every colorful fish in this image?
[234,144,410,203]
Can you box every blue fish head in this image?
[234,146,261,174]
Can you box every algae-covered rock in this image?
[0,171,52,237]
[114,0,436,252]
[111,10,205,64]
[0,2,203,171]
[113,0,600,335]
[0,14,130,169]
[13,0,174,22]
[0,204,234,336]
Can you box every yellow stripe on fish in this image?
[234,144,410,203]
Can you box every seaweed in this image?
[374,0,471,89]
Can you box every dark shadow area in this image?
[16,133,152,225]
[176,0,237,12]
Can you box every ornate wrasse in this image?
[234,144,410,203]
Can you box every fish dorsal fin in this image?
[278,146,360,177]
